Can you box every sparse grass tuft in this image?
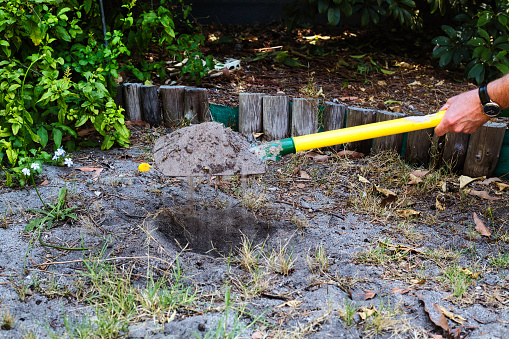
[441,265,475,299]
[338,298,357,328]
[263,237,295,276]
[1,309,15,330]
[355,239,408,265]
[306,243,330,273]
[240,191,267,211]
[236,234,261,273]
[290,215,308,234]
[490,252,509,268]
[363,300,411,337]
[424,247,461,262]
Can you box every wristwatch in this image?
[479,84,502,117]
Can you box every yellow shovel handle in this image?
[293,111,445,152]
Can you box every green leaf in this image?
[283,58,303,67]
[55,26,71,42]
[24,218,45,232]
[468,37,487,46]
[439,51,453,67]
[328,6,341,26]
[432,36,450,45]
[478,28,490,42]
[84,0,92,13]
[53,129,63,148]
[495,63,509,74]
[468,63,484,79]
[38,127,48,148]
[441,25,457,39]
[477,12,492,27]
[318,0,329,14]
[384,100,402,105]
[381,69,395,75]
[481,49,492,62]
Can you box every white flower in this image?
[30,163,40,171]
[53,147,66,160]
[64,158,73,167]
[22,168,31,176]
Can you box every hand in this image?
[434,88,490,136]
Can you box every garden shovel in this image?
[251,110,445,160]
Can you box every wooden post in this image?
[114,84,124,108]
[159,85,186,125]
[123,83,142,121]
[405,128,434,165]
[239,93,264,136]
[184,87,209,123]
[291,98,319,137]
[372,111,405,154]
[323,102,346,151]
[463,122,506,177]
[433,133,470,172]
[344,107,376,154]
[263,95,290,141]
[140,85,161,127]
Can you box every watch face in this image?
[483,102,501,117]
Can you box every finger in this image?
[434,123,447,137]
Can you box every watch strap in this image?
[479,84,491,105]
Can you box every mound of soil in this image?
[153,122,266,177]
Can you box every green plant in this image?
[263,237,296,276]
[339,298,358,327]
[490,252,509,268]
[441,265,475,298]
[306,243,330,273]
[431,2,509,83]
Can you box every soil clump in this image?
[153,122,266,177]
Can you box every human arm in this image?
[434,74,509,136]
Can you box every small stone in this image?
[198,323,206,331]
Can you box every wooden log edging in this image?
[114,83,508,177]
[262,95,290,141]
[239,93,264,137]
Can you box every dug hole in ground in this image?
[0,121,508,339]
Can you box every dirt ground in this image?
[1,24,509,339]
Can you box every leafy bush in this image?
[284,0,509,83]
[0,0,211,185]
[432,3,509,83]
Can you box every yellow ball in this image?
[138,163,151,172]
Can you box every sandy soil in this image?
[0,123,508,339]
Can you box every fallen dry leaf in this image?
[277,300,302,308]
[296,183,306,189]
[479,177,501,185]
[433,303,451,332]
[251,331,263,339]
[381,194,397,208]
[358,175,370,184]
[469,189,500,201]
[391,287,412,294]
[252,132,264,139]
[77,126,96,137]
[39,180,50,187]
[437,305,466,325]
[305,151,328,163]
[408,80,422,86]
[435,197,445,211]
[358,306,377,320]
[299,170,311,179]
[410,170,429,177]
[363,290,377,300]
[440,181,447,193]
[407,173,423,185]
[336,150,364,159]
[459,175,485,189]
[397,209,420,218]
[473,212,491,237]
[338,96,358,101]
[495,182,509,191]
[375,185,397,197]
[461,267,482,279]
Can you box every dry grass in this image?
[263,237,296,276]
[1,308,15,330]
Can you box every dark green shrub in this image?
[0,0,211,185]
